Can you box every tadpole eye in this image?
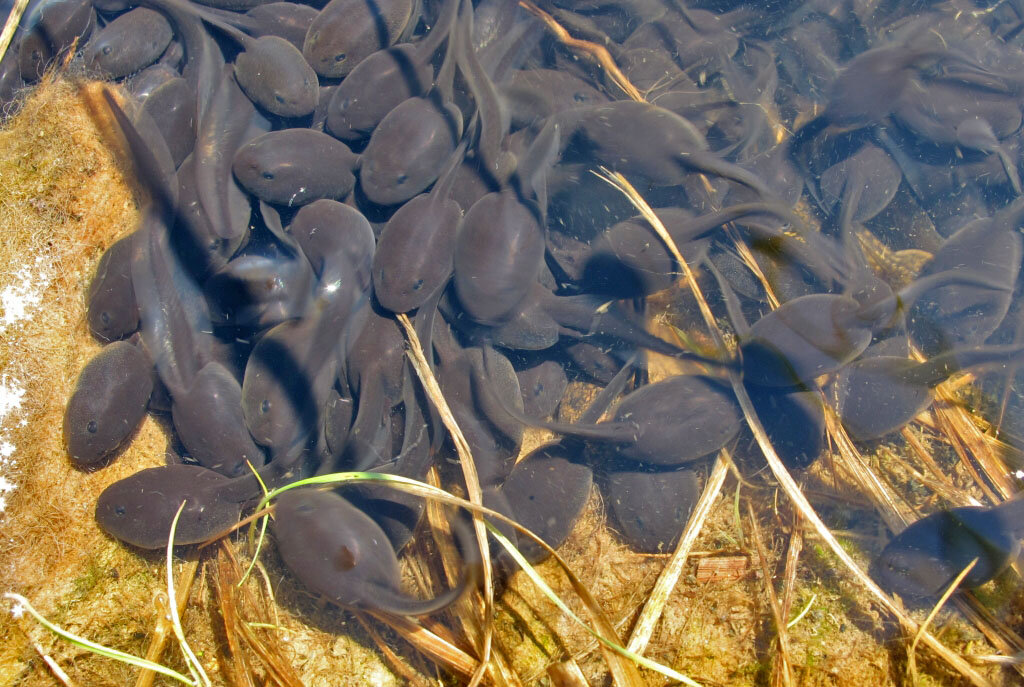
[100,311,111,326]
[101,45,112,56]
[274,94,286,105]
[87,420,98,434]
[114,504,127,516]
[573,92,586,102]
[334,52,346,63]
[260,399,271,414]
[411,278,423,291]
[262,171,275,181]
[395,174,407,185]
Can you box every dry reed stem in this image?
[211,555,258,687]
[218,545,305,687]
[823,407,911,531]
[723,225,781,309]
[937,408,1002,505]
[355,612,433,687]
[935,399,1015,500]
[395,312,495,687]
[366,610,483,678]
[135,557,199,687]
[775,513,802,687]
[517,0,643,102]
[0,0,30,63]
[546,659,590,687]
[423,469,522,687]
[737,365,992,686]
[601,168,993,687]
[625,452,729,655]
[747,502,792,687]
[900,427,972,503]
[398,316,635,686]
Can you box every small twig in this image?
[955,595,1024,680]
[547,659,591,687]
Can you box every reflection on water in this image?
[7,0,1024,678]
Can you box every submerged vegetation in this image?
[5,0,1024,685]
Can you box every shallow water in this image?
[6,0,1024,681]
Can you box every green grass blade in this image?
[254,471,700,685]
[483,523,703,687]
[167,501,211,687]
[239,460,271,587]
[4,592,197,686]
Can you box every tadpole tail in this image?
[478,344,639,441]
[543,292,733,369]
[366,511,481,616]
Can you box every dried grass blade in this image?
[934,398,1015,499]
[626,451,729,655]
[956,595,1024,680]
[166,502,211,687]
[261,471,668,684]
[823,407,910,531]
[395,312,494,687]
[517,0,642,102]
[780,511,803,624]
[723,225,780,309]
[423,471,522,687]
[944,402,1017,496]
[599,168,993,687]
[908,559,977,682]
[221,546,304,687]
[547,659,591,687]
[210,553,257,687]
[736,383,992,687]
[900,428,973,504]
[366,610,483,678]
[747,502,792,687]
[355,613,433,687]
[137,559,199,687]
[0,0,29,63]
[488,522,698,687]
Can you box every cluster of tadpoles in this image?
[5,0,1024,680]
